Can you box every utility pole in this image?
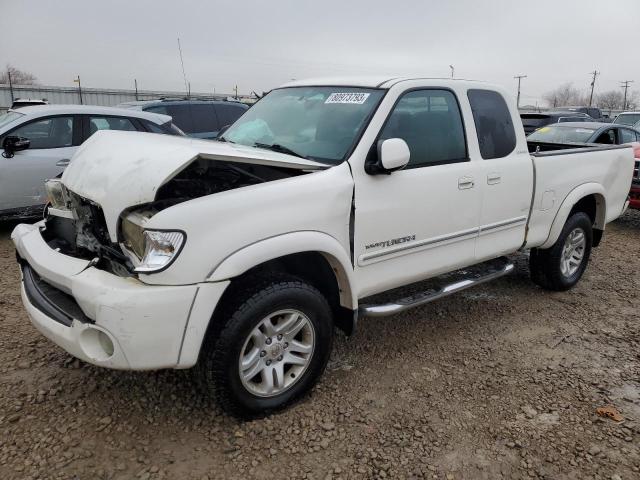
[588,70,599,107]
[514,74,527,109]
[7,68,14,103]
[73,75,83,104]
[234,85,238,99]
[134,78,139,100]
[449,65,454,79]
[620,80,634,110]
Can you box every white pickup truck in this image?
[12,77,634,416]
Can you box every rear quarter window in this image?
[467,89,517,159]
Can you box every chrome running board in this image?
[358,258,514,318]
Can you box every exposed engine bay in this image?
[155,157,306,206]
[42,158,309,276]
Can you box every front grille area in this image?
[21,263,92,327]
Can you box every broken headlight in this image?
[121,211,185,273]
[45,179,67,209]
[121,213,147,259]
[134,230,185,273]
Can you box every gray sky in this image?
[1,0,638,104]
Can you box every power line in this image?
[588,70,599,107]
[620,80,634,110]
[514,75,527,108]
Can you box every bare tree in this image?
[542,83,587,108]
[0,65,38,85]
[625,91,639,110]
[596,90,623,115]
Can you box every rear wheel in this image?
[529,212,592,291]
[197,273,333,417]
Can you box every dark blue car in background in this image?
[120,99,248,140]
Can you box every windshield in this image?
[0,111,25,130]
[614,113,640,126]
[528,125,597,143]
[222,86,385,164]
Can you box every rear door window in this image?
[216,104,247,128]
[467,89,516,159]
[86,116,137,139]
[165,105,195,133]
[189,104,220,133]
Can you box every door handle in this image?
[458,176,474,189]
[487,173,501,185]
[56,159,70,167]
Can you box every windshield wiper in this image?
[253,142,307,159]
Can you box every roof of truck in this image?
[281,76,489,89]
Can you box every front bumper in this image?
[12,223,228,370]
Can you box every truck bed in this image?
[524,142,633,248]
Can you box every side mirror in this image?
[2,136,30,158]
[365,138,410,175]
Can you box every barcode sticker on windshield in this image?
[325,92,370,104]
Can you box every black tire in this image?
[197,273,334,418]
[529,212,593,291]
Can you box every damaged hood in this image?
[62,130,327,236]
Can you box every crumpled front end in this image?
[12,222,227,370]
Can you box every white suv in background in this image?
[0,105,183,220]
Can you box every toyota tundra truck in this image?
[11,77,634,416]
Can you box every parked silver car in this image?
[0,105,183,220]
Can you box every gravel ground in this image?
[1,212,639,480]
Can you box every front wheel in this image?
[197,274,334,417]
[529,212,593,291]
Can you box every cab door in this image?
[351,87,482,298]
[467,89,534,260]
